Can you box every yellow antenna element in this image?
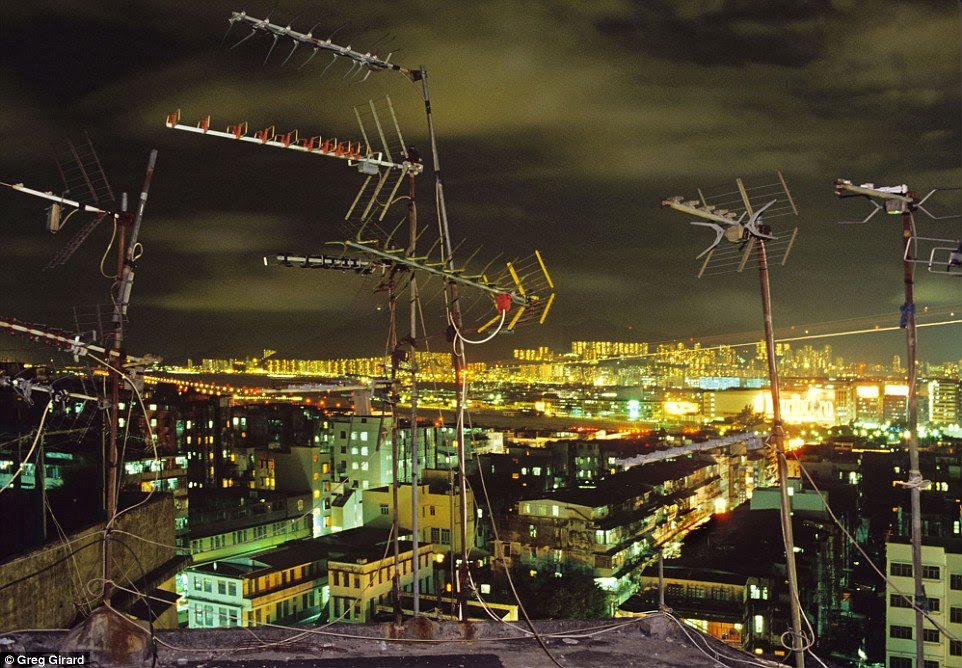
[737,237,755,273]
[507,307,526,330]
[782,227,799,265]
[535,250,554,289]
[507,262,525,296]
[778,171,798,215]
[539,293,555,324]
[476,314,501,333]
[698,248,713,279]
[736,177,753,215]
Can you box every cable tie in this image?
[899,302,915,328]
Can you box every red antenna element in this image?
[167,111,412,174]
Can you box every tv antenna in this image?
[190,11,559,620]
[0,134,159,618]
[662,172,799,278]
[662,172,806,667]
[832,179,959,665]
[835,180,962,278]
[169,94,553,619]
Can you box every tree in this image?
[509,565,609,619]
[730,404,766,429]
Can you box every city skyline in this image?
[1,1,960,365]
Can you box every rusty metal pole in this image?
[102,193,130,606]
[102,150,156,606]
[388,277,403,623]
[418,65,469,621]
[757,239,805,668]
[657,550,665,611]
[407,162,421,616]
[901,210,925,668]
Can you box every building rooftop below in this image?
[666,503,786,577]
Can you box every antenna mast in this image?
[832,179,958,666]
[662,173,805,667]
[211,12,556,622]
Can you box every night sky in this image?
[1,1,960,364]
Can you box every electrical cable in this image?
[661,611,779,668]
[44,493,96,617]
[449,309,506,345]
[98,217,118,279]
[181,519,400,654]
[85,353,158,530]
[791,451,961,644]
[0,400,53,494]
[0,538,103,593]
[115,398,135,509]
[468,403,564,668]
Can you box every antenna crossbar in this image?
[228,12,414,78]
[0,317,157,367]
[165,111,420,174]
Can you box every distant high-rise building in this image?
[855,384,882,425]
[571,341,648,361]
[928,379,960,426]
[513,346,554,362]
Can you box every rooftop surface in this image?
[3,614,812,668]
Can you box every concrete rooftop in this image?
[1,613,809,668]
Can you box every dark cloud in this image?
[595,0,836,67]
[0,0,959,364]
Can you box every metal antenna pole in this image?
[103,192,128,606]
[901,210,925,667]
[418,65,469,621]
[831,179,940,665]
[757,239,805,668]
[388,275,403,623]
[103,149,157,606]
[657,549,665,611]
[408,163,421,616]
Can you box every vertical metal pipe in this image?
[757,240,805,668]
[408,165,421,616]
[104,209,127,606]
[902,211,925,668]
[36,435,46,543]
[419,65,469,621]
[388,279,402,623]
[104,152,156,606]
[657,549,665,611]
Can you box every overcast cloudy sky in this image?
[1,0,960,363]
